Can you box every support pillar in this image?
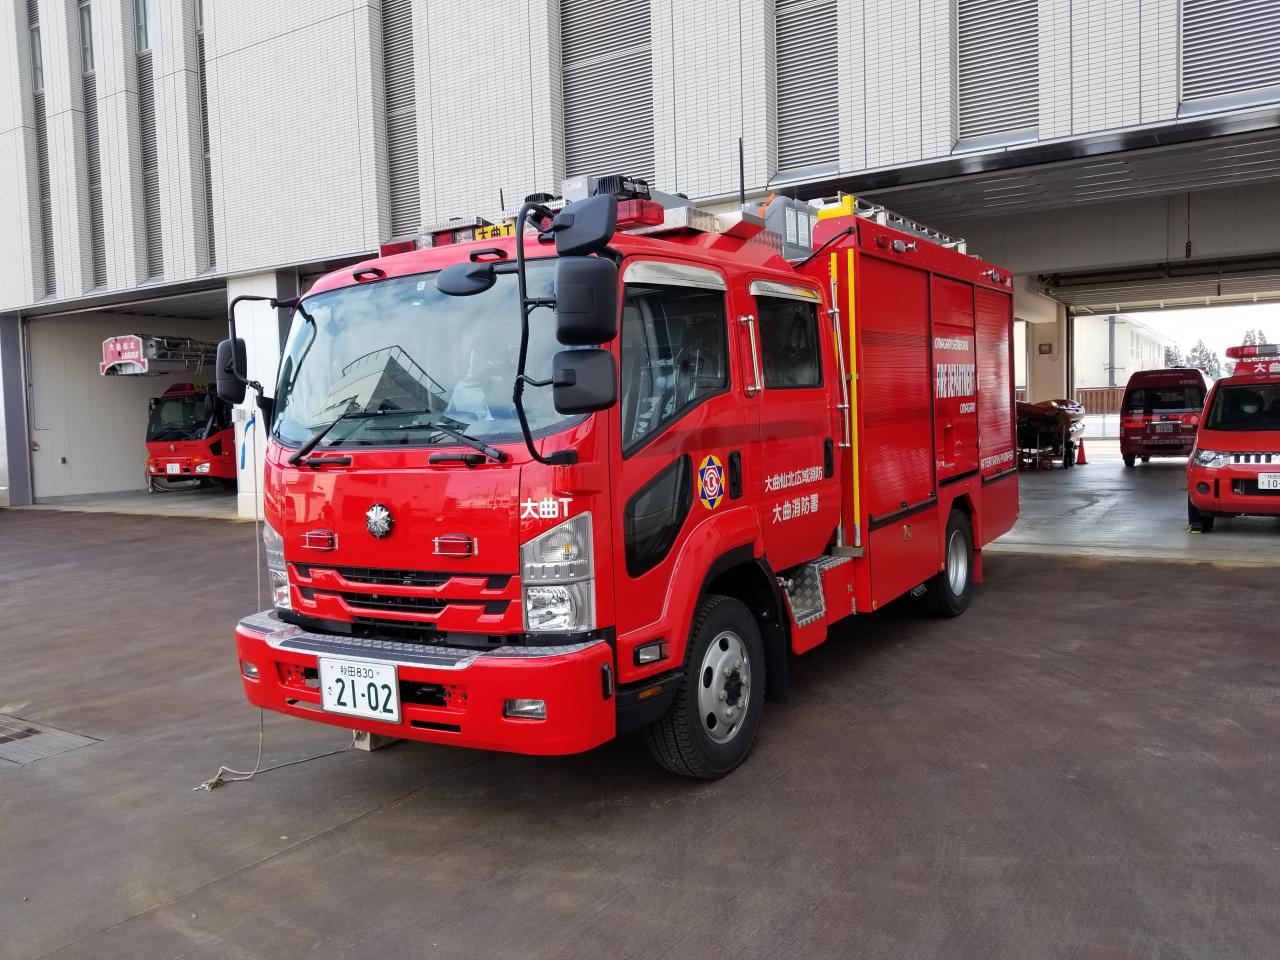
[0,314,33,507]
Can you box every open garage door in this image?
[23,286,230,508]
[1043,254,1280,315]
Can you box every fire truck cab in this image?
[219,181,1019,778]
[1187,344,1280,532]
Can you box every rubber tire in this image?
[1123,454,1136,468]
[1063,440,1074,469]
[644,595,766,780]
[1141,456,1150,463]
[920,511,975,618]
[1188,498,1216,533]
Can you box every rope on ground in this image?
[194,709,357,791]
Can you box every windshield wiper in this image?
[370,417,509,463]
[287,407,426,466]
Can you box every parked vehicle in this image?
[145,383,236,490]
[1187,345,1280,532]
[100,334,237,491]
[216,181,1019,778]
[1119,368,1211,467]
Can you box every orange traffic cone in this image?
[1075,439,1088,465]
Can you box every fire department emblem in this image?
[365,503,393,539]
[697,454,726,510]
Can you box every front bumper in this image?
[1187,468,1280,517]
[235,611,616,755]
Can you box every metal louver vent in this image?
[775,0,838,171]
[382,0,419,238]
[83,73,106,286]
[196,30,215,268]
[137,50,163,279]
[561,0,654,182]
[957,0,1038,144]
[1182,0,1280,106]
[34,91,55,297]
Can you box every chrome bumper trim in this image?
[237,610,605,671]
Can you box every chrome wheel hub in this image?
[947,528,969,596]
[697,630,751,744]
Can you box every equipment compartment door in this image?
[747,283,842,570]
[931,276,978,481]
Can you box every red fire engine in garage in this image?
[1187,344,1280,532]
[216,179,1018,778]
[102,334,237,490]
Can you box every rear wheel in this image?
[1123,454,1136,468]
[645,595,765,779]
[1141,456,1150,463]
[1188,498,1216,533]
[920,510,975,617]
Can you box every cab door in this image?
[610,260,752,667]
[745,279,842,570]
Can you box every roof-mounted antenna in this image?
[738,137,746,206]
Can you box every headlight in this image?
[1192,449,1230,469]
[262,520,291,610]
[521,513,593,632]
[195,462,211,474]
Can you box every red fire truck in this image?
[1187,344,1280,532]
[101,334,237,491]
[216,182,1018,778]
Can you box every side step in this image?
[783,556,853,627]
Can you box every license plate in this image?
[1155,423,1175,433]
[1260,473,1280,491]
[319,658,400,723]
[165,462,181,474]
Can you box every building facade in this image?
[2,0,1279,507]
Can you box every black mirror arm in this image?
[512,202,578,467]
[226,294,286,399]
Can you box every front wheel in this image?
[1188,498,1216,533]
[920,510,975,617]
[645,595,765,779]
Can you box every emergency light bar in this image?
[1225,344,1279,359]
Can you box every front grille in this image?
[1231,453,1276,465]
[295,565,511,591]
[298,587,508,616]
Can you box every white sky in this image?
[1134,302,1280,361]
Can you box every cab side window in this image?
[620,284,728,451]
[757,295,822,389]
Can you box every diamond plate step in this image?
[0,715,97,764]
[784,556,852,628]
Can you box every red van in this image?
[1119,368,1211,467]
[1186,345,1280,532]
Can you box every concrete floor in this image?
[14,487,242,522]
[1,510,1277,959]
[992,439,1280,565]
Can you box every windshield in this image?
[147,393,215,442]
[272,262,575,448]
[1124,385,1204,415]
[1204,383,1280,432]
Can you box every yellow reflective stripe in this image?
[846,248,861,546]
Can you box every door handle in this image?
[728,450,743,498]
[739,314,763,397]
[823,438,834,478]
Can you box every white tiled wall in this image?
[0,0,1242,314]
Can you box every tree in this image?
[1242,327,1270,346]
[1185,339,1223,379]
[1164,345,1185,367]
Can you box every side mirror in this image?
[437,261,496,296]
[554,257,618,345]
[552,349,617,414]
[552,194,617,258]
[216,339,248,405]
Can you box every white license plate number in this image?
[319,658,400,723]
[1260,473,1280,491]
[1155,423,1175,433]
[166,462,181,474]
